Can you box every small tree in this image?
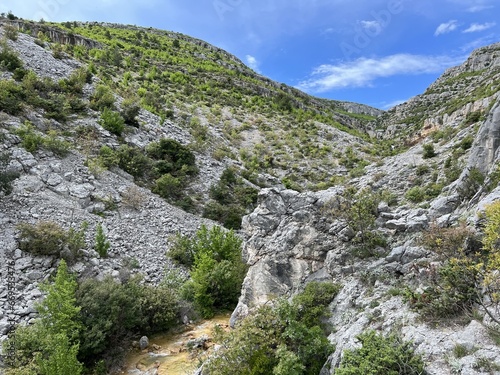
[36,260,82,340]
[176,225,246,318]
[94,223,110,258]
[3,260,83,374]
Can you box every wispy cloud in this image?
[467,5,494,12]
[360,20,382,33]
[297,54,465,92]
[382,99,408,110]
[463,22,496,33]
[435,20,458,36]
[245,55,261,73]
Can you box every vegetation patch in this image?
[205,281,341,375]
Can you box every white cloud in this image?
[245,55,261,73]
[463,22,496,33]
[467,5,494,12]
[297,54,465,92]
[434,20,458,36]
[360,20,382,33]
[381,99,407,110]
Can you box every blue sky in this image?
[2,0,499,110]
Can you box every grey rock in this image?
[46,173,63,186]
[401,246,427,264]
[139,335,149,350]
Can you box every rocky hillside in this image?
[1,16,500,375]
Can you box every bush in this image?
[98,107,125,136]
[90,84,115,110]
[116,144,152,179]
[17,221,87,259]
[2,260,84,375]
[405,186,426,203]
[174,225,246,318]
[205,282,340,375]
[153,173,183,200]
[203,167,258,229]
[0,41,23,72]
[328,187,384,256]
[76,276,180,363]
[147,138,197,177]
[121,98,140,126]
[17,221,68,256]
[335,330,425,375]
[0,152,19,196]
[0,79,25,114]
[4,24,19,41]
[94,223,110,258]
[42,130,71,157]
[458,135,474,151]
[422,143,436,159]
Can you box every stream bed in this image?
[115,315,230,375]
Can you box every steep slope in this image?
[10,19,387,192]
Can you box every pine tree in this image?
[36,259,82,341]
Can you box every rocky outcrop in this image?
[465,99,500,174]
[231,187,339,325]
[2,19,101,49]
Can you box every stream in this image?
[115,315,230,375]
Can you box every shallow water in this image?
[116,314,230,375]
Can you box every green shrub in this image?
[203,167,258,229]
[76,276,180,363]
[464,111,481,125]
[59,67,92,94]
[43,130,71,157]
[0,41,23,72]
[2,260,83,375]
[176,225,246,318]
[167,232,197,267]
[203,202,246,230]
[0,152,19,196]
[328,187,384,256]
[17,221,87,259]
[94,223,110,258]
[205,281,340,375]
[335,330,425,375]
[147,138,197,177]
[4,25,19,41]
[121,98,140,126]
[97,145,119,168]
[404,257,480,319]
[116,144,152,179]
[405,186,426,203]
[98,107,125,136]
[17,221,68,256]
[90,84,115,110]
[153,173,183,200]
[422,143,436,159]
[458,135,474,151]
[415,164,430,176]
[0,79,25,114]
